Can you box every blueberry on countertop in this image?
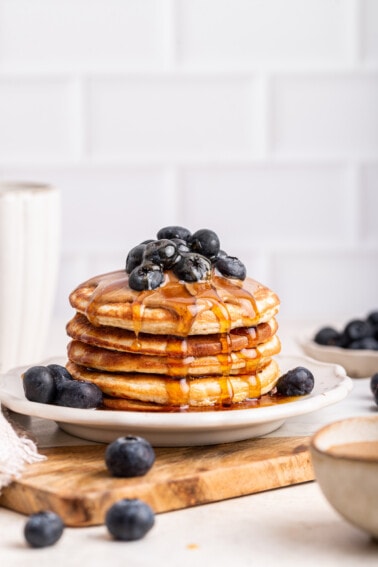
[23,366,57,404]
[128,262,164,291]
[157,225,191,242]
[24,511,64,548]
[105,435,155,478]
[55,380,103,409]
[276,367,315,397]
[370,373,378,395]
[173,253,211,282]
[215,256,246,280]
[105,499,155,541]
[189,229,220,260]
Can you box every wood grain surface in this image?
[0,436,314,526]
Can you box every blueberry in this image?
[276,367,315,396]
[55,380,103,409]
[217,249,228,260]
[215,256,246,280]
[367,310,378,330]
[343,319,372,345]
[157,226,191,242]
[23,366,56,404]
[47,364,73,393]
[143,239,179,269]
[128,262,164,291]
[171,238,190,255]
[105,435,155,477]
[370,373,378,394]
[126,244,146,274]
[173,253,211,282]
[349,337,378,350]
[105,499,155,541]
[189,229,220,259]
[314,327,341,346]
[24,511,64,548]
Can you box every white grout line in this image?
[69,76,86,161]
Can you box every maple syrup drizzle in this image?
[82,269,268,409]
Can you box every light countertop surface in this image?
[1,319,377,566]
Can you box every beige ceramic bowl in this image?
[311,416,378,540]
[301,337,378,378]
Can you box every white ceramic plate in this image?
[300,337,378,378]
[0,355,353,447]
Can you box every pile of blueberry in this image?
[24,436,156,547]
[126,226,247,291]
[22,364,103,409]
[314,311,378,351]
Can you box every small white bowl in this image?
[310,416,378,540]
[300,337,378,378]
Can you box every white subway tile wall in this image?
[0,0,377,323]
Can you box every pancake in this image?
[69,269,280,336]
[67,334,281,376]
[66,312,278,357]
[66,359,280,407]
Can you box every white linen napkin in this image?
[0,405,45,490]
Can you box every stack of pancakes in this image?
[66,269,281,410]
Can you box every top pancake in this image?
[69,269,280,336]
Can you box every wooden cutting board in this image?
[0,436,314,526]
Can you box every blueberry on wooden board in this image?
[105,435,155,478]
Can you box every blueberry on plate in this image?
[105,435,155,477]
[47,364,73,394]
[55,380,103,409]
[313,327,341,346]
[143,239,179,270]
[189,229,220,259]
[173,253,211,282]
[215,256,246,280]
[23,366,56,404]
[276,367,315,397]
[157,225,191,242]
[105,499,155,541]
[126,244,146,274]
[128,262,164,291]
[24,511,64,548]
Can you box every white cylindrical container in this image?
[0,183,60,372]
